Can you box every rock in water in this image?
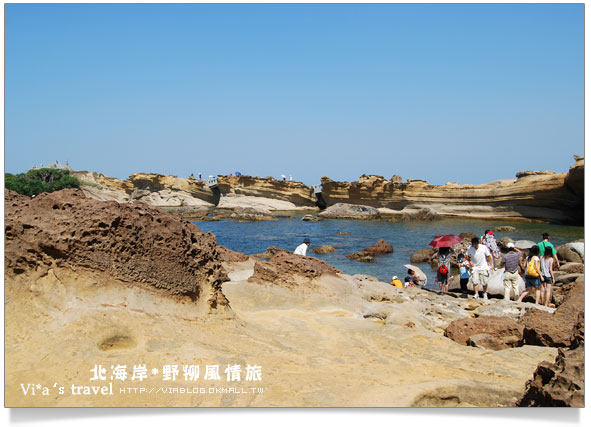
[311,245,336,254]
[318,203,380,220]
[4,189,230,310]
[363,239,393,254]
[494,226,517,232]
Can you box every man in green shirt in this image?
[538,233,560,267]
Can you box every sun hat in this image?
[392,275,398,281]
[507,242,515,249]
[303,238,311,243]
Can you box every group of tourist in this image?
[435,231,559,305]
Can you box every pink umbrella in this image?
[429,234,462,248]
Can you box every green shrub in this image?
[5,168,81,197]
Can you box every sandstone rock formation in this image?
[249,251,342,289]
[444,316,525,350]
[520,280,584,348]
[517,313,584,407]
[319,157,584,225]
[4,189,229,311]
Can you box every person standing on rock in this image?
[517,245,543,304]
[500,242,521,301]
[482,230,500,266]
[457,253,471,298]
[540,249,555,307]
[468,237,493,299]
[436,247,451,293]
[294,238,311,256]
[537,233,560,269]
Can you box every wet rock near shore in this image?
[494,226,517,232]
[311,245,336,254]
[318,203,381,220]
[4,189,230,309]
[230,207,277,221]
[301,214,320,222]
[363,239,393,254]
[401,207,441,221]
[410,248,435,263]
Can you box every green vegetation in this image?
[5,168,81,197]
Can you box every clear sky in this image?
[4,3,584,186]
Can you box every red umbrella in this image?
[429,234,462,248]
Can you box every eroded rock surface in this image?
[4,189,229,310]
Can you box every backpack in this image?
[526,257,539,277]
[438,264,449,275]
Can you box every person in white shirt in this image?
[467,237,493,300]
[293,238,311,256]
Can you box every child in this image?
[457,253,471,298]
[436,247,451,293]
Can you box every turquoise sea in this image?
[195,216,584,290]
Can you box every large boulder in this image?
[318,203,381,220]
[444,316,524,350]
[249,251,342,289]
[4,189,230,309]
[556,246,582,264]
[519,280,584,347]
[517,312,584,407]
[311,245,336,254]
[363,239,393,254]
[411,248,435,263]
[563,242,584,262]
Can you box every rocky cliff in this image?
[73,156,584,224]
[4,189,230,312]
[320,156,584,225]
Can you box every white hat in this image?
[392,275,398,281]
[507,242,515,248]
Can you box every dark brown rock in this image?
[459,232,477,240]
[444,316,524,350]
[411,248,435,263]
[346,252,376,263]
[249,251,342,289]
[519,281,584,347]
[311,245,336,254]
[363,239,393,254]
[4,189,229,308]
[517,312,584,407]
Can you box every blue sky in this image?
[4,3,584,185]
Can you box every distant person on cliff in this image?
[468,237,493,299]
[198,173,202,180]
[457,253,471,298]
[539,249,555,307]
[481,230,500,265]
[537,233,560,268]
[390,275,403,288]
[517,246,543,304]
[436,247,451,293]
[500,243,521,301]
[294,238,311,256]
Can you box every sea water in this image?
[195,216,584,290]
